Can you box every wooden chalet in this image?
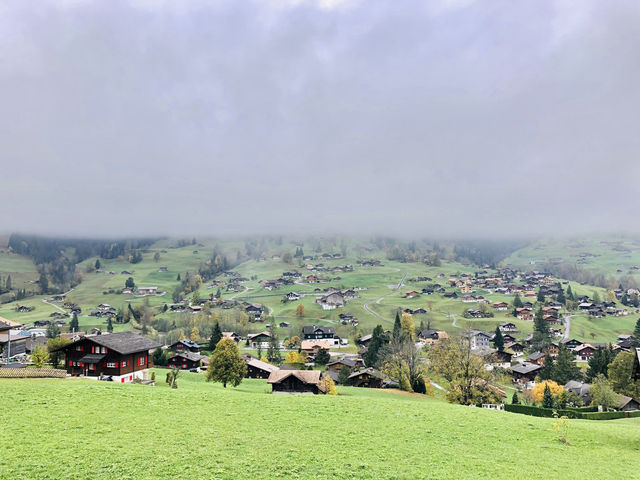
[58,332,160,383]
[327,357,357,374]
[509,363,541,383]
[243,354,278,379]
[302,325,336,340]
[267,370,325,394]
[168,351,205,371]
[348,367,385,388]
[222,332,241,343]
[170,339,201,354]
[247,332,271,349]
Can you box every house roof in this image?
[247,331,271,340]
[267,369,322,386]
[171,339,200,349]
[245,356,278,373]
[348,367,385,380]
[301,340,331,350]
[171,351,205,362]
[0,316,23,328]
[302,325,335,335]
[619,395,639,410]
[327,358,356,368]
[510,363,541,375]
[59,331,161,354]
[527,352,545,361]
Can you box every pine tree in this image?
[537,289,545,302]
[5,275,11,291]
[208,322,223,352]
[314,348,330,365]
[553,344,582,385]
[106,317,113,333]
[95,259,101,270]
[266,324,281,365]
[632,318,640,349]
[513,294,523,308]
[538,353,555,381]
[69,312,79,332]
[338,365,351,385]
[493,326,504,351]
[566,284,574,301]
[511,391,519,404]
[176,273,181,281]
[542,384,554,408]
[556,284,566,304]
[392,312,402,342]
[363,325,389,368]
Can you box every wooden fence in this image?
[0,368,66,378]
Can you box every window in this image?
[138,356,146,366]
[121,360,128,368]
[106,362,118,368]
[75,345,84,351]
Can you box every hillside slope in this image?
[1,372,639,479]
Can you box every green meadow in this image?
[1,373,639,480]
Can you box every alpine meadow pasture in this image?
[1,372,639,480]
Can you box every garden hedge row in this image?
[504,403,640,420]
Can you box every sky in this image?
[1,0,639,238]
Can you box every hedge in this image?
[504,403,640,420]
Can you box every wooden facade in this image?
[59,332,161,382]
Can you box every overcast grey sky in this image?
[1,0,639,238]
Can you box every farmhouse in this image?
[137,286,158,295]
[327,357,357,374]
[168,352,205,371]
[247,332,271,349]
[493,302,509,311]
[499,322,517,332]
[316,292,345,310]
[573,344,595,362]
[0,319,27,358]
[404,291,420,298]
[348,368,385,388]
[302,325,336,341]
[57,332,161,382]
[509,362,541,384]
[267,370,325,394]
[170,339,201,354]
[243,354,278,379]
[222,332,241,343]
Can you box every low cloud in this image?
[1,0,639,237]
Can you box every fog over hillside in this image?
[1,0,639,237]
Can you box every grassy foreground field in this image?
[1,372,639,480]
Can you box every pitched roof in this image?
[170,351,205,362]
[245,356,278,373]
[247,331,271,340]
[301,340,331,350]
[327,357,356,368]
[0,316,23,328]
[510,363,541,375]
[302,325,335,335]
[59,332,161,354]
[267,369,322,386]
[171,339,200,349]
[348,367,385,380]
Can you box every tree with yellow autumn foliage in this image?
[530,380,563,403]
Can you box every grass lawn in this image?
[1,373,639,479]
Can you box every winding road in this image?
[362,272,407,324]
